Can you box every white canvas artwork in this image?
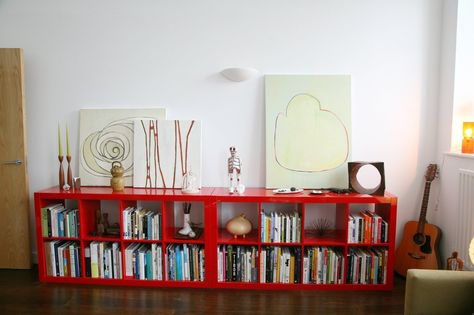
[265,75,351,189]
[133,119,202,189]
[79,108,166,186]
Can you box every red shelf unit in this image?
[34,186,397,290]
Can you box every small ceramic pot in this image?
[226,214,252,238]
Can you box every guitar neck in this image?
[417,181,432,233]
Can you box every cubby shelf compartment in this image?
[35,186,397,290]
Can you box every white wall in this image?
[0,0,444,258]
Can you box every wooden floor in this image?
[0,266,405,315]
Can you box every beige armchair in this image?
[404,269,474,315]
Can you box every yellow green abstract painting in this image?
[265,75,351,188]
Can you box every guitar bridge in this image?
[409,252,426,260]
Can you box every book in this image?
[85,247,91,277]
[146,249,152,280]
[125,243,140,278]
[69,243,76,277]
[90,242,99,278]
[111,242,119,279]
[41,207,49,237]
[74,246,81,277]
[42,204,63,237]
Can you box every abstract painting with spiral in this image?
[79,108,166,186]
[133,120,201,189]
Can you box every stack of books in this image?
[346,247,388,284]
[348,210,388,243]
[165,244,204,281]
[303,246,344,284]
[86,241,122,279]
[260,210,301,243]
[124,243,162,280]
[260,246,301,284]
[44,241,81,277]
[41,204,79,238]
[217,245,258,282]
[123,207,162,240]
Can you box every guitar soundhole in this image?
[412,233,433,254]
[413,233,425,246]
[420,235,432,254]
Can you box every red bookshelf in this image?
[35,186,397,290]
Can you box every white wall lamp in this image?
[470,237,474,268]
[220,67,259,82]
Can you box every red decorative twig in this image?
[172,121,178,188]
[154,120,166,188]
[184,120,195,174]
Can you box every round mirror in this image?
[349,162,384,194]
[356,164,381,191]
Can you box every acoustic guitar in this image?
[394,164,441,277]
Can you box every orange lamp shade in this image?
[462,122,474,154]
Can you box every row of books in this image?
[346,247,388,284]
[217,245,258,282]
[41,204,80,238]
[260,210,301,243]
[303,246,344,284]
[86,241,122,279]
[123,207,162,240]
[260,246,302,284]
[165,244,204,281]
[348,210,388,243]
[124,243,163,280]
[44,240,81,277]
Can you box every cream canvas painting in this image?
[265,75,351,188]
[79,108,166,186]
[133,119,201,189]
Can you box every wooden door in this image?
[0,48,31,269]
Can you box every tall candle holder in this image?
[59,155,65,190]
[66,155,73,188]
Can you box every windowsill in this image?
[445,152,474,160]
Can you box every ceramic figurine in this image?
[110,161,125,192]
[228,146,245,194]
[178,202,196,238]
[226,213,252,238]
[446,251,464,271]
[96,209,105,236]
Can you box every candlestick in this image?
[58,155,65,190]
[58,124,62,157]
[66,125,70,157]
[66,155,73,188]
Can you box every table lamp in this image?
[462,122,474,154]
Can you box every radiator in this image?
[456,169,474,269]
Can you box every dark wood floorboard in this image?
[0,266,405,315]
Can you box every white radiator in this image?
[456,169,474,269]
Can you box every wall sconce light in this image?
[469,237,474,267]
[220,67,259,82]
[462,122,474,154]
